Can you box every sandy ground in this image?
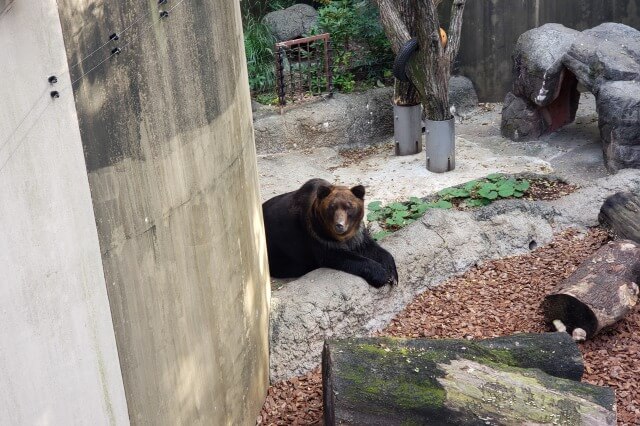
[257,93,606,205]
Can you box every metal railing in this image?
[275,33,333,109]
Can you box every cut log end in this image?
[543,294,599,337]
[542,239,640,339]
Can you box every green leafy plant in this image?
[437,174,530,208]
[243,16,277,94]
[367,196,453,240]
[367,174,531,240]
[312,0,393,92]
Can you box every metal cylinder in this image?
[393,104,422,156]
[425,117,455,173]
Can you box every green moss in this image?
[355,343,389,357]
[472,347,518,368]
[392,381,446,410]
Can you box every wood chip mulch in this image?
[258,228,640,425]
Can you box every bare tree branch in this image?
[447,0,467,62]
[374,0,411,52]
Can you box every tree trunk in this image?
[375,0,466,119]
[323,334,616,426]
[598,191,640,244]
[543,240,640,339]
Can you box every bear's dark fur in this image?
[262,178,398,288]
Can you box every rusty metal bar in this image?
[273,33,332,108]
[276,46,286,108]
[276,33,329,48]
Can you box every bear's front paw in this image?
[387,273,398,287]
[368,267,396,288]
[385,261,398,286]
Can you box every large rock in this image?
[512,23,579,106]
[269,202,557,382]
[563,23,640,92]
[448,75,479,116]
[253,87,394,154]
[501,91,548,141]
[596,80,640,171]
[263,4,318,42]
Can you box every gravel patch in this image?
[259,228,640,425]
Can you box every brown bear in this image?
[262,178,398,288]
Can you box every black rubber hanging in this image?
[392,38,419,82]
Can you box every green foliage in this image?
[368,174,532,239]
[315,0,357,49]
[243,16,277,93]
[437,175,530,208]
[312,0,393,92]
[367,195,452,235]
[255,92,279,105]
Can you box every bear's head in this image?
[315,183,365,242]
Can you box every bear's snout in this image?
[334,223,346,233]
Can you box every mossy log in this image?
[323,334,616,425]
[542,240,640,339]
[599,192,640,244]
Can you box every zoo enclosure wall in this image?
[444,0,640,102]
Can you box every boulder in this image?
[448,75,479,116]
[500,92,547,141]
[253,87,394,154]
[512,23,579,106]
[563,23,640,93]
[596,80,640,172]
[269,201,557,382]
[263,4,318,42]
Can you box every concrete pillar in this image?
[0,1,129,424]
[56,0,270,424]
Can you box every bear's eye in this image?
[346,202,353,209]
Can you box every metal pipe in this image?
[393,104,422,156]
[425,117,456,173]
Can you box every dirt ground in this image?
[257,93,605,205]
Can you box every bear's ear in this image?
[317,184,332,200]
[350,185,365,200]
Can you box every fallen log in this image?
[323,334,616,425]
[599,191,640,244]
[542,239,640,339]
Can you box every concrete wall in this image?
[446,0,640,101]
[0,1,129,424]
[57,0,270,424]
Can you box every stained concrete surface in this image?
[0,0,128,423]
[258,92,605,205]
[57,1,270,424]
